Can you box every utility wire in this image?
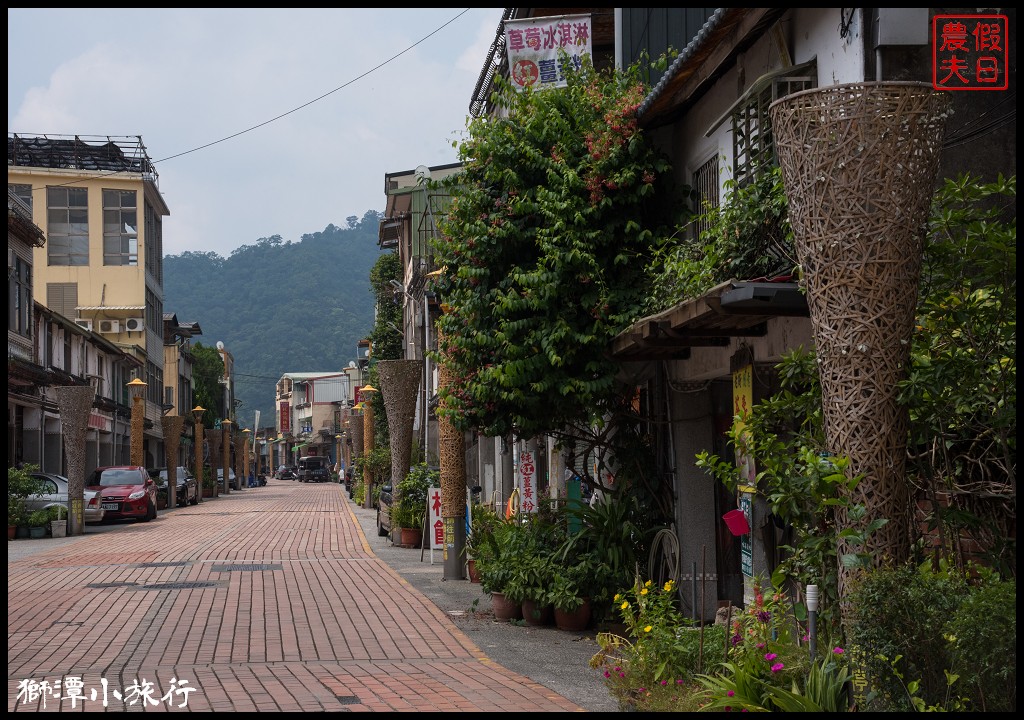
[16,8,473,192]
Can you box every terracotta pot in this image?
[491,592,523,622]
[8,525,16,540]
[467,558,481,583]
[399,527,422,549]
[522,599,554,626]
[554,598,592,631]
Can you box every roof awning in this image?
[610,279,809,361]
[76,305,145,311]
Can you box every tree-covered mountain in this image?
[163,210,385,432]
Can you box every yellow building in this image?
[8,133,170,467]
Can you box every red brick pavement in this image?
[7,482,584,712]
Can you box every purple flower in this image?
[833,647,845,655]
[604,671,610,678]
[764,652,777,661]
[676,679,684,685]
[725,707,732,712]
[619,672,626,678]
[756,642,765,649]
[727,690,735,697]
[731,633,742,646]
[660,680,667,686]
[771,663,785,673]
[757,611,772,623]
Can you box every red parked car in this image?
[87,466,158,522]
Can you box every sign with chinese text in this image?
[504,14,592,91]
[516,448,538,513]
[732,364,756,493]
[933,14,1008,90]
[279,401,290,433]
[739,494,753,577]
[428,486,443,551]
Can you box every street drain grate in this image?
[86,582,138,589]
[136,561,189,568]
[140,581,219,590]
[335,695,360,705]
[210,564,283,572]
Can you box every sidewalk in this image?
[8,478,617,712]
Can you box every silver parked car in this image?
[28,472,106,524]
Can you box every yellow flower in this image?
[640,588,648,596]
[644,625,653,633]
[614,594,621,602]
[663,580,674,592]
[644,580,653,587]
[621,600,629,610]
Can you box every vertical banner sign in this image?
[279,401,291,433]
[732,364,756,493]
[517,449,537,514]
[428,487,443,550]
[504,14,592,91]
[739,494,753,578]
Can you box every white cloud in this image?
[8,8,506,256]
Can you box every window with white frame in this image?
[47,187,89,266]
[103,189,138,266]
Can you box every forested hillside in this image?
[163,210,385,432]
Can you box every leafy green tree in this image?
[899,173,1016,576]
[431,53,689,441]
[191,341,226,427]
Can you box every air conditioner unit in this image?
[98,319,120,334]
[124,317,145,332]
[74,318,94,331]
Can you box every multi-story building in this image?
[162,313,203,467]
[378,163,462,465]
[274,372,353,466]
[8,133,170,467]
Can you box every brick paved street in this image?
[8,480,596,712]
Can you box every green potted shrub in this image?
[28,509,50,538]
[392,464,436,548]
[465,503,501,582]
[8,465,45,539]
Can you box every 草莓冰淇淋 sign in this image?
[504,13,592,91]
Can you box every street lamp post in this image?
[192,406,206,503]
[221,418,233,494]
[127,378,148,468]
[335,434,343,482]
[242,428,251,488]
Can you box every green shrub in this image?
[946,578,1016,712]
[28,509,51,528]
[846,562,973,711]
[8,464,45,526]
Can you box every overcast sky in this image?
[8,8,505,257]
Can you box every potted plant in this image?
[392,463,436,548]
[8,464,45,539]
[465,503,500,582]
[49,504,68,538]
[507,551,558,626]
[201,467,217,498]
[28,509,50,538]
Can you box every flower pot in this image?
[722,509,750,536]
[16,526,30,539]
[50,520,67,538]
[29,526,47,539]
[399,527,422,549]
[522,599,554,626]
[491,592,523,622]
[467,558,482,583]
[8,525,16,540]
[554,598,592,631]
